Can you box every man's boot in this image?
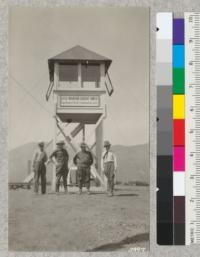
[56,185,59,194]
[78,188,82,195]
[64,185,68,194]
[107,183,109,192]
[108,190,113,197]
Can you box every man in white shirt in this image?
[101,141,117,196]
[32,142,48,194]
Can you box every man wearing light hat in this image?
[101,141,117,196]
[49,140,69,193]
[32,142,48,194]
[73,142,93,195]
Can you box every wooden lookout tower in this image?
[46,45,114,190]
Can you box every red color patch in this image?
[173,119,185,146]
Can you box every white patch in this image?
[156,13,172,40]
[173,172,185,196]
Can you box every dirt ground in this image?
[9,185,149,252]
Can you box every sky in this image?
[9,7,149,150]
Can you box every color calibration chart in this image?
[156,12,200,245]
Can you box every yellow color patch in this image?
[173,95,185,119]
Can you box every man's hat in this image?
[104,140,111,147]
[38,141,44,147]
[80,142,87,147]
[56,140,65,145]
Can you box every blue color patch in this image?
[173,45,184,68]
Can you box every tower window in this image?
[59,64,78,81]
[81,64,100,82]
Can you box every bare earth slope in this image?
[9,185,149,252]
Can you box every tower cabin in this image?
[46,45,114,188]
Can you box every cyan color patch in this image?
[173,45,184,68]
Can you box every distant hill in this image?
[112,144,149,183]
[9,142,53,183]
[9,143,149,183]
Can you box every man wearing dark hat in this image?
[32,142,48,194]
[73,142,93,195]
[49,140,69,193]
[101,140,117,196]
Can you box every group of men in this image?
[32,140,117,196]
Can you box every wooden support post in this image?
[78,63,82,87]
[100,63,105,88]
[95,120,103,176]
[51,102,57,192]
[82,124,85,142]
[51,63,59,192]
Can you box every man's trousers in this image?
[34,165,46,194]
[77,167,90,190]
[56,171,68,192]
[104,162,115,193]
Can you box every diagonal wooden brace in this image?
[71,123,84,138]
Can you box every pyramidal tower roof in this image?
[48,45,112,81]
[49,45,111,61]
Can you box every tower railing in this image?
[105,72,114,96]
[46,80,54,101]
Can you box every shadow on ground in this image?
[46,191,139,197]
[115,187,137,191]
[88,192,139,197]
[115,193,138,197]
[86,232,149,252]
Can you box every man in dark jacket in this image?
[73,142,93,195]
[49,140,69,193]
[32,142,48,194]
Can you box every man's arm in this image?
[31,150,37,171]
[89,152,93,166]
[47,150,57,165]
[64,149,69,161]
[44,152,48,163]
[73,153,78,165]
[114,153,117,172]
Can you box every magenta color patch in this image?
[173,146,185,171]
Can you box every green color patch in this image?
[173,68,185,94]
